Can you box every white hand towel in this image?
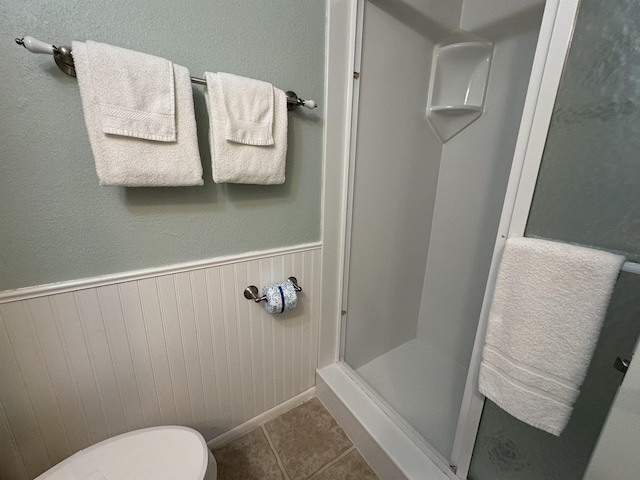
[478,237,624,436]
[217,72,274,145]
[204,72,287,185]
[73,42,203,186]
[85,41,176,142]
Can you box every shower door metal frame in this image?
[320,0,581,478]
[338,0,365,366]
[450,0,581,477]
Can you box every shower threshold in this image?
[356,338,468,460]
[317,363,458,480]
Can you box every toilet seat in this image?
[36,426,217,480]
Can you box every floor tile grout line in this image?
[213,398,372,480]
[262,424,292,480]
[308,445,355,479]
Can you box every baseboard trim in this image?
[0,242,322,304]
[207,387,317,450]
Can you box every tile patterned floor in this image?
[213,398,379,480]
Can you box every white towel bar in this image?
[621,261,640,275]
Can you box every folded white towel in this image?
[73,42,203,186]
[217,72,274,145]
[86,41,176,142]
[478,237,624,435]
[204,72,287,185]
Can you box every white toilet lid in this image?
[36,426,210,480]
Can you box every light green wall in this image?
[0,0,325,291]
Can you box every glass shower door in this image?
[584,338,640,479]
[468,0,640,478]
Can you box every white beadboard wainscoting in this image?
[0,244,321,480]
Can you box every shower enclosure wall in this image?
[321,0,639,478]
[322,0,640,478]
[340,0,545,472]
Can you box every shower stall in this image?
[319,0,640,478]
[341,0,545,472]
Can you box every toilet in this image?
[36,426,217,479]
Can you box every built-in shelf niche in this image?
[427,30,493,143]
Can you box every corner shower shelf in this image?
[429,105,483,114]
[426,31,493,143]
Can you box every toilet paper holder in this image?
[244,277,302,303]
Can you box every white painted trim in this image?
[206,387,316,450]
[449,1,580,478]
[317,364,454,480]
[0,242,322,303]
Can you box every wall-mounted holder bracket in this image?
[15,36,75,76]
[286,91,317,111]
[244,277,302,303]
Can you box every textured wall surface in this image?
[0,0,325,291]
[0,247,321,479]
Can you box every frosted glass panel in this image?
[470,273,640,480]
[525,0,640,259]
[470,0,640,478]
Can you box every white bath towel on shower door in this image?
[478,237,624,435]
